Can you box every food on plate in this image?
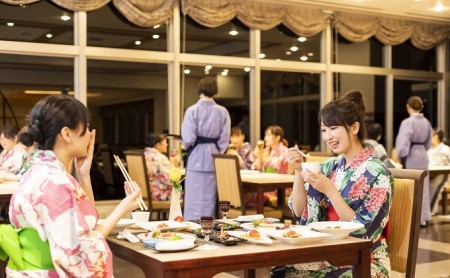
[157,223,169,228]
[282,229,302,238]
[241,229,261,239]
[326,225,342,229]
[174,216,184,222]
[151,230,183,241]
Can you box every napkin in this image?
[155,239,195,251]
[237,214,264,222]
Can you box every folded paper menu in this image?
[236,214,264,222]
[155,239,195,251]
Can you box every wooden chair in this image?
[100,149,118,197]
[212,154,282,219]
[123,150,171,220]
[388,168,427,278]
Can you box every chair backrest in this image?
[100,149,115,185]
[212,154,245,213]
[388,168,427,278]
[123,150,151,207]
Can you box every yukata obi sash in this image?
[327,206,390,241]
[0,224,54,271]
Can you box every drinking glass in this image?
[199,216,217,250]
[219,201,230,220]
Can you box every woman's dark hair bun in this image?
[343,90,366,114]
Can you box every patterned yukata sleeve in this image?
[350,161,393,240]
[41,174,112,277]
[239,143,254,170]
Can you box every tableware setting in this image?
[307,221,364,240]
[240,222,285,231]
[135,220,190,232]
[198,216,218,250]
[226,230,273,245]
[219,200,230,220]
[265,226,330,245]
[136,231,197,242]
[99,218,138,234]
[235,214,264,223]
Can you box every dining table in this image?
[0,180,19,204]
[428,165,450,214]
[107,231,372,278]
[240,172,294,214]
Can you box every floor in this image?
[113,215,450,278]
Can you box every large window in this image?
[335,35,383,67]
[392,41,436,71]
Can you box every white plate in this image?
[236,214,265,223]
[136,232,197,241]
[135,220,189,232]
[240,222,285,231]
[98,218,138,229]
[265,227,330,245]
[227,231,273,245]
[307,221,364,240]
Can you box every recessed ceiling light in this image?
[300,55,308,61]
[221,71,228,76]
[290,46,299,52]
[184,69,191,74]
[134,40,141,45]
[152,34,160,39]
[46,33,53,38]
[153,24,160,29]
[244,67,251,72]
[433,3,445,12]
[285,51,292,55]
[229,30,238,36]
[298,37,307,42]
[60,15,71,21]
[205,65,212,70]
[223,69,229,73]
[307,52,314,57]
[259,53,266,58]
[6,22,14,27]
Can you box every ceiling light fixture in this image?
[205,65,212,70]
[134,40,141,45]
[153,24,160,29]
[307,52,314,57]
[285,51,292,55]
[298,37,307,42]
[290,46,299,52]
[259,53,266,58]
[244,67,251,72]
[6,22,14,27]
[221,71,228,76]
[60,15,71,21]
[152,34,160,39]
[46,33,53,38]
[229,30,238,36]
[433,3,445,12]
[184,69,191,74]
[300,55,308,61]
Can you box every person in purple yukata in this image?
[181,76,231,220]
[395,95,433,227]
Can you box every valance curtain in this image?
[1,0,449,49]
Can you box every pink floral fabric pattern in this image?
[8,150,113,277]
[262,142,288,173]
[0,144,27,174]
[144,147,173,201]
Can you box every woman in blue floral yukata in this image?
[270,90,393,278]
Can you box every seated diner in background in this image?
[272,90,393,277]
[427,128,450,214]
[252,125,289,174]
[2,95,142,277]
[144,132,180,201]
[0,125,27,182]
[225,126,254,170]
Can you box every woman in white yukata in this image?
[2,95,142,277]
[181,76,231,220]
[395,95,433,227]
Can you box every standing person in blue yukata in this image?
[181,76,231,220]
[395,95,433,227]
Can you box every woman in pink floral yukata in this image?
[3,95,142,277]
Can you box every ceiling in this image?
[0,0,448,109]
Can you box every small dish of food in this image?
[265,227,330,245]
[307,221,364,240]
[227,229,273,244]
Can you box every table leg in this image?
[353,247,371,278]
[443,190,448,215]
[244,269,256,278]
[256,188,264,214]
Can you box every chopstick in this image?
[296,149,307,158]
[113,155,148,211]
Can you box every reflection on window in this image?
[392,41,436,71]
[335,34,383,67]
[0,1,73,45]
[182,17,249,57]
[261,71,320,149]
[261,25,321,62]
[87,4,166,51]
